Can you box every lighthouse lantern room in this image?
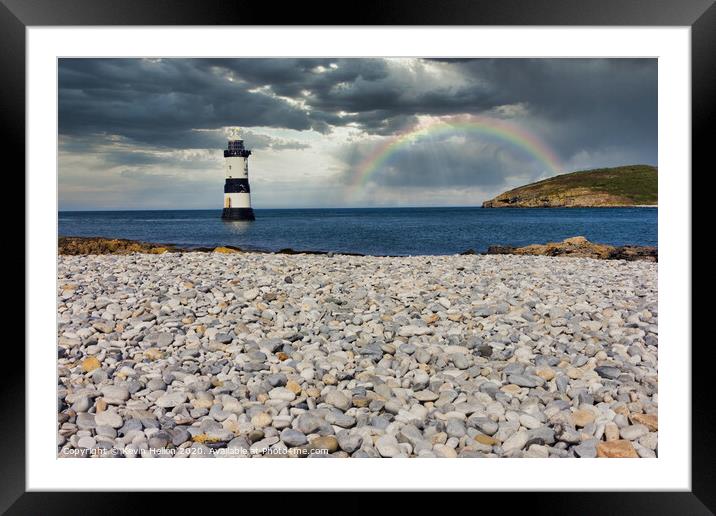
[222,139,255,220]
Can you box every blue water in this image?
[58,207,657,256]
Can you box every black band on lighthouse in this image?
[224,178,251,193]
[224,149,252,158]
[222,207,255,221]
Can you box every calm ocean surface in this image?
[58,207,657,256]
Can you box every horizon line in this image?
[58,204,490,212]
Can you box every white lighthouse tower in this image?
[222,139,255,220]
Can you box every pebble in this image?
[573,439,598,458]
[525,444,549,458]
[325,411,356,428]
[94,409,123,429]
[519,414,542,430]
[620,424,649,441]
[337,432,363,453]
[243,288,259,301]
[604,422,620,441]
[268,387,296,402]
[535,366,555,381]
[572,409,595,428]
[286,380,302,394]
[471,418,499,436]
[639,432,658,450]
[508,375,542,388]
[325,390,351,411]
[81,357,101,373]
[474,434,498,446]
[451,354,469,370]
[595,366,622,380]
[375,435,402,457]
[502,429,529,454]
[433,444,458,458]
[280,428,307,447]
[295,413,324,435]
[597,440,639,458]
[309,436,339,453]
[155,392,187,408]
[446,418,466,438]
[76,413,96,430]
[414,390,439,402]
[101,385,129,405]
[251,412,273,428]
[526,426,555,446]
[630,413,658,431]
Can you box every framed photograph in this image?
[7,0,710,511]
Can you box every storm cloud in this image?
[58,58,657,210]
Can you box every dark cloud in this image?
[59,59,316,147]
[59,58,656,155]
[455,59,658,159]
[59,57,657,209]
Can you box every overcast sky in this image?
[58,58,657,210]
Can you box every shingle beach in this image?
[57,251,658,458]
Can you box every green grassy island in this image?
[482,165,657,208]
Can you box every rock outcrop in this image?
[58,237,177,255]
[486,236,657,262]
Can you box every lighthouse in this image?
[221,139,255,220]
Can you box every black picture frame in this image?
[4,0,709,512]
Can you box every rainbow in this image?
[345,115,562,199]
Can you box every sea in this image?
[58,207,657,256]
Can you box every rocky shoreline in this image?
[59,235,657,261]
[58,236,362,257]
[58,249,658,458]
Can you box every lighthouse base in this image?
[222,207,255,221]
